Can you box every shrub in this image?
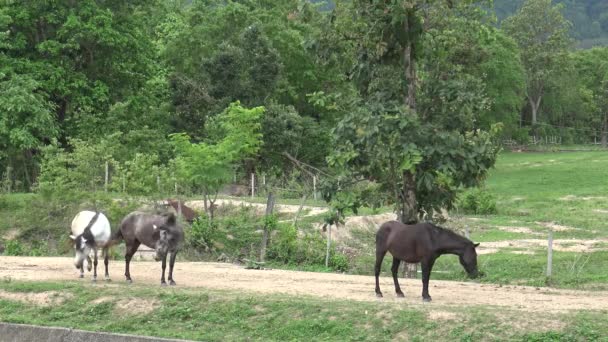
[4,240,24,256]
[457,188,497,215]
[330,253,349,272]
[189,215,218,250]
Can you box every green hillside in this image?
[496,0,607,47]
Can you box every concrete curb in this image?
[0,322,195,342]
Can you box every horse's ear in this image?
[70,235,76,240]
[165,213,176,225]
[474,243,480,248]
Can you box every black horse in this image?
[375,221,480,302]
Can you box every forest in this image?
[1,0,607,214]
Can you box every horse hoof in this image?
[169,280,176,286]
[423,297,432,302]
[92,278,97,283]
[161,282,167,287]
[396,293,405,298]
[126,279,133,284]
[376,293,383,298]
[105,277,112,282]
[79,274,84,279]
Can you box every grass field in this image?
[2,150,608,340]
[345,151,608,289]
[0,280,606,342]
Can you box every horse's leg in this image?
[168,251,177,286]
[125,241,140,284]
[374,248,387,298]
[391,257,404,298]
[79,264,84,278]
[86,255,92,272]
[160,254,167,286]
[103,247,110,281]
[92,247,98,282]
[421,256,437,302]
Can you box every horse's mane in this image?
[428,223,469,242]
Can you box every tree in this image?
[502,0,572,125]
[171,102,264,219]
[322,1,500,223]
[572,48,608,146]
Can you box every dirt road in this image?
[0,256,606,313]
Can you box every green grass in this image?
[0,280,606,341]
[485,151,608,235]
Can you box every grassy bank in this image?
[0,280,606,341]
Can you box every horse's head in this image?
[459,242,480,278]
[152,213,182,261]
[70,234,91,269]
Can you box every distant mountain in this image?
[494,0,608,48]
[309,0,608,48]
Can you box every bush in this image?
[267,223,348,271]
[457,188,497,215]
[330,253,349,272]
[4,240,24,256]
[189,215,218,250]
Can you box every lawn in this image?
[0,280,606,342]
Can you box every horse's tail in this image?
[375,222,393,250]
[105,227,124,248]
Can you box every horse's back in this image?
[71,210,111,244]
[376,221,434,261]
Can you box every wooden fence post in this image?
[547,228,553,278]
[104,162,109,192]
[251,173,255,198]
[325,224,332,268]
[260,192,275,262]
[6,166,11,194]
[313,176,317,201]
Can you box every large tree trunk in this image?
[399,9,419,226]
[402,10,419,279]
[602,113,608,148]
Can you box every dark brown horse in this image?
[113,212,183,285]
[375,221,480,301]
[165,199,199,223]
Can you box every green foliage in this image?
[503,0,572,124]
[457,188,498,215]
[3,240,24,256]
[171,102,264,201]
[266,224,335,268]
[189,215,218,251]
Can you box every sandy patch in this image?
[559,195,608,201]
[494,226,540,235]
[318,213,397,243]
[480,239,608,253]
[0,289,72,306]
[536,222,577,232]
[2,229,19,240]
[592,209,608,214]
[1,257,607,313]
[115,297,159,315]
[187,199,327,217]
[427,311,457,320]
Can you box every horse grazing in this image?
[375,221,480,302]
[70,210,112,282]
[114,212,183,285]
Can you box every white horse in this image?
[70,210,112,281]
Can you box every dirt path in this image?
[0,256,606,313]
[186,199,328,217]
